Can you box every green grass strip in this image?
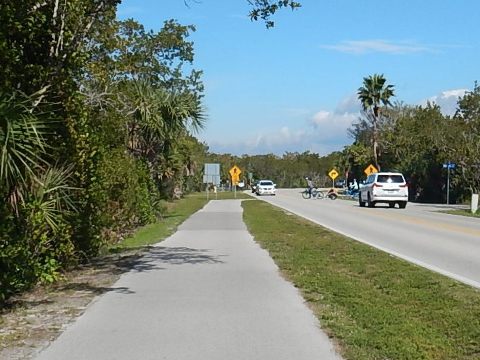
[242,200,480,360]
[443,209,480,218]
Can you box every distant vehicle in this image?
[334,179,346,188]
[256,180,276,196]
[359,172,408,208]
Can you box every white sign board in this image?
[203,163,221,185]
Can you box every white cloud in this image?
[321,39,434,55]
[207,113,358,156]
[206,129,304,156]
[310,110,358,138]
[205,88,471,156]
[335,94,362,114]
[422,88,468,116]
[309,110,358,150]
[205,95,360,156]
[231,126,307,154]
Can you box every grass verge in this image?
[242,200,480,360]
[443,209,480,218]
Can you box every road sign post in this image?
[229,165,242,199]
[447,166,450,205]
[443,162,456,205]
[364,164,378,177]
[204,163,220,200]
[328,169,339,188]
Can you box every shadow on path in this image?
[2,247,224,312]
[132,246,225,271]
[58,284,135,295]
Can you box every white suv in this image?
[359,172,408,209]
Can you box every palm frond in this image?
[0,91,51,191]
[21,164,78,232]
[127,80,206,156]
[357,74,395,112]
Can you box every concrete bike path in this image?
[35,200,341,360]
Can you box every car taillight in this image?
[399,184,408,188]
[373,183,383,188]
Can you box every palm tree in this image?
[0,89,50,210]
[122,80,205,197]
[357,74,395,171]
[124,80,205,157]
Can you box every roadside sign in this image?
[203,163,221,185]
[229,165,242,185]
[328,169,339,180]
[443,162,456,169]
[229,165,241,176]
[204,163,221,200]
[364,164,378,176]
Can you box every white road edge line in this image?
[270,202,480,290]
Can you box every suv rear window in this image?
[377,175,404,183]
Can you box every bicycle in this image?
[302,187,322,199]
[301,188,336,200]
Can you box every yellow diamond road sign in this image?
[229,165,241,185]
[364,164,378,176]
[328,169,339,180]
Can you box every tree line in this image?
[205,76,480,206]
[1,1,478,303]
[0,1,208,302]
[0,0,302,303]
[344,75,480,203]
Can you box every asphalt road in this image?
[253,189,480,289]
[34,200,341,360]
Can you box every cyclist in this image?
[305,177,314,198]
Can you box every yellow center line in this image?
[283,190,480,237]
[356,208,480,237]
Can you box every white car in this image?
[255,180,276,196]
[359,172,408,208]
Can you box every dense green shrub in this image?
[0,3,207,304]
[0,202,76,302]
[0,208,32,302]
[83,149,161,247]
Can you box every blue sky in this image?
[117,0,479,156]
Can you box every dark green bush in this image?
[82,149,161,248]
[0,213,34,303]
[0,203,75,302]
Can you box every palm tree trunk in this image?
[373,110,380,171]
[373,137,380,171]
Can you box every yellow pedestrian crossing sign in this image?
[364,164,378,176]
[229,165,241,185]
[328,169,339,180]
